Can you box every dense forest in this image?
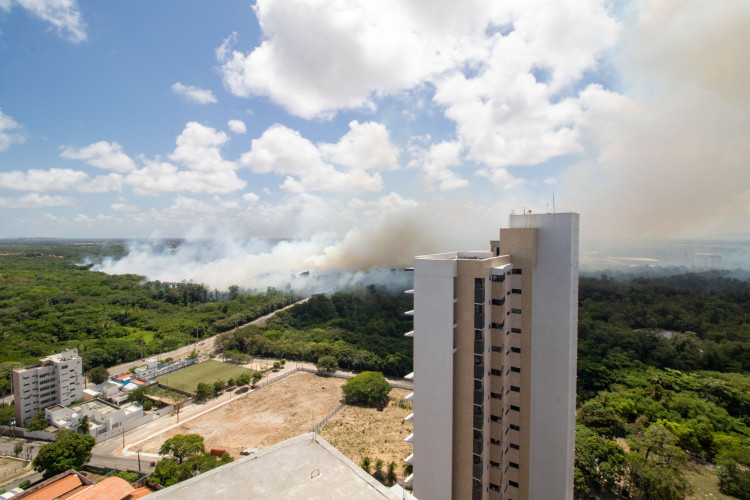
[576,273,750,498]
[0,242,297,370]
[216,286,414,377]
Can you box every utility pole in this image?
[137,450,141,472]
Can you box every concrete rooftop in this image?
[149,433,401,500]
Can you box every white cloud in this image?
[243,192,259,203]
[542,177,557,185]
[78,173,123,193]
[3,0,87,43]
[0,168,88,192]
[227,119,247,134]
[110,203,140,213]
[408,140,467,191]
[320,121,400,171]
[60,141,137,173]
[0,193,76,208]
[240,124,382,192]
[0,110,25,151]
[171,82,218,104]
[125,122,245,195]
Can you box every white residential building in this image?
[13,349,84,426]
[45,399,143,437]
[406,213,579,500]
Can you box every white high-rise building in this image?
[13,349,84,425]
[404,213,579,500]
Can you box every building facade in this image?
[406,213,579,500]
[13,349,84,425]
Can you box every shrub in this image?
[316,355,338,373]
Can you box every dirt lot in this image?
[0,457,26,478]
[136,371,346,457]
[318,389,413,478]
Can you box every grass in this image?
[120,327,155,343]
[155,360,254,393]
[685,463,733,500]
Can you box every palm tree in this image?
[360,456,372,474]
[373,459,385,482]
[386,461,397,486]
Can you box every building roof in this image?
[15,470,92,500]
[65,476,134,500]
[149,433,401,500]
[14,470,147,500]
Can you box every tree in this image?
[77,415,91,434]
[372,458,385,482]
[251,371,262,386]
[272,361,282,371]
[212,380,225,397]
[577,400,628,438]
[386,461,397,486]
[26,412,49,431]
[128,385,150,405]
[574,425,626,495]
[717,459,750,499]
[151,457,181,487]
[236,372,251,386]
[13,441,24,457]
[87,365,109,385]
[32,429,95,478]
[159,434,205,463]
[316,355,338,373]
[360,456,371,474]
[195,383,212,402]
[187,350,198,360]
[342,371,392,408]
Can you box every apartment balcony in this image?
[404,372,414,380]
[404,453,414,465]
[473,437,483,455]
[404,473,413,486]
[474,338,484,354]
[474,364,485,380]
[474,390,484,405]
[404,330,414,337]
[473,414,484,430]
[475,288,485,304]
[404,289,414,294]
[404,310,415,316]
[474,314,485,329]
[404,433,414,443]
[473,462,484,480]
[404,413,414,422]
[405,392,414,401]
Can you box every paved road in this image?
[107,297,311,376]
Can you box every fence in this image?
[93,413,154,443]
[311,403,346,433]
[0,456,30,482]
[0,426,56,442]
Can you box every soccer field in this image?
[155,360,254,394]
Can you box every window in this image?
[510,424,520,431]
[475,278,484,289]
[491,274,505,282]
[491,392,502,399]
[491,346,502,352]
[511,347,521,353]
[490,461,501,469]
[474,330,483,340]
[511,308,522,314]
[490,438,500,446]
[509,462,519,469]
[509,443,519,450]
[511,289,522,294]
[491,322,504,329]
[474,304,484,315]
[491,369,501,376]
[510,366,520,373]
[474,355,483,365]
[474,380,482,390]
[490,483,500,492]
[511,269,522,275]
[490,415,501,423]
[491,298,505,306]
[509,481,519,488]
[510,386,520,393]
[510,405,520,412]
[511,328,522,334]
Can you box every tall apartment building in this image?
[13,349,84,425]
[405,213,579,500]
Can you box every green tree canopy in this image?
[342,371,391,408]
[32,429,95,478]
[316,355,338,373]
[87,365,109,385]
[159,434,205,463]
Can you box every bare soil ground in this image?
[136,371,346,457]
[685,463,734,500]
[0,457,26,479]
[318,389,413,479]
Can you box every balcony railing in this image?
[473,414,483,430]
[474,314,484,329]
[474,364,484,380]
[473,438,483,455]
[474,338,484,354]
[473,463,484,480]
[474,390,484,405]
[475,288,485,304]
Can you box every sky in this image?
[1,0,749,284]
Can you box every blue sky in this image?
[1,0,749,273]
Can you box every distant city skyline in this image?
[1,1,748,255]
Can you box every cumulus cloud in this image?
[243,192,259,203]
[227,119,247,134]
[560,0,750,239]
[408,139,467,191]
[0,193,76,208]
[240,124,383,192]
[319,121,400,171]
[0,110,25,151]
[171,82,218,104]
[0,168,87,192]
[60,141,137,173]
[2,0,87,43]
[125,122,246,195]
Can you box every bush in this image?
[26,412,48,431]
[18,480,30,489]
[342,371,391,408]
[116,471,139,483]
